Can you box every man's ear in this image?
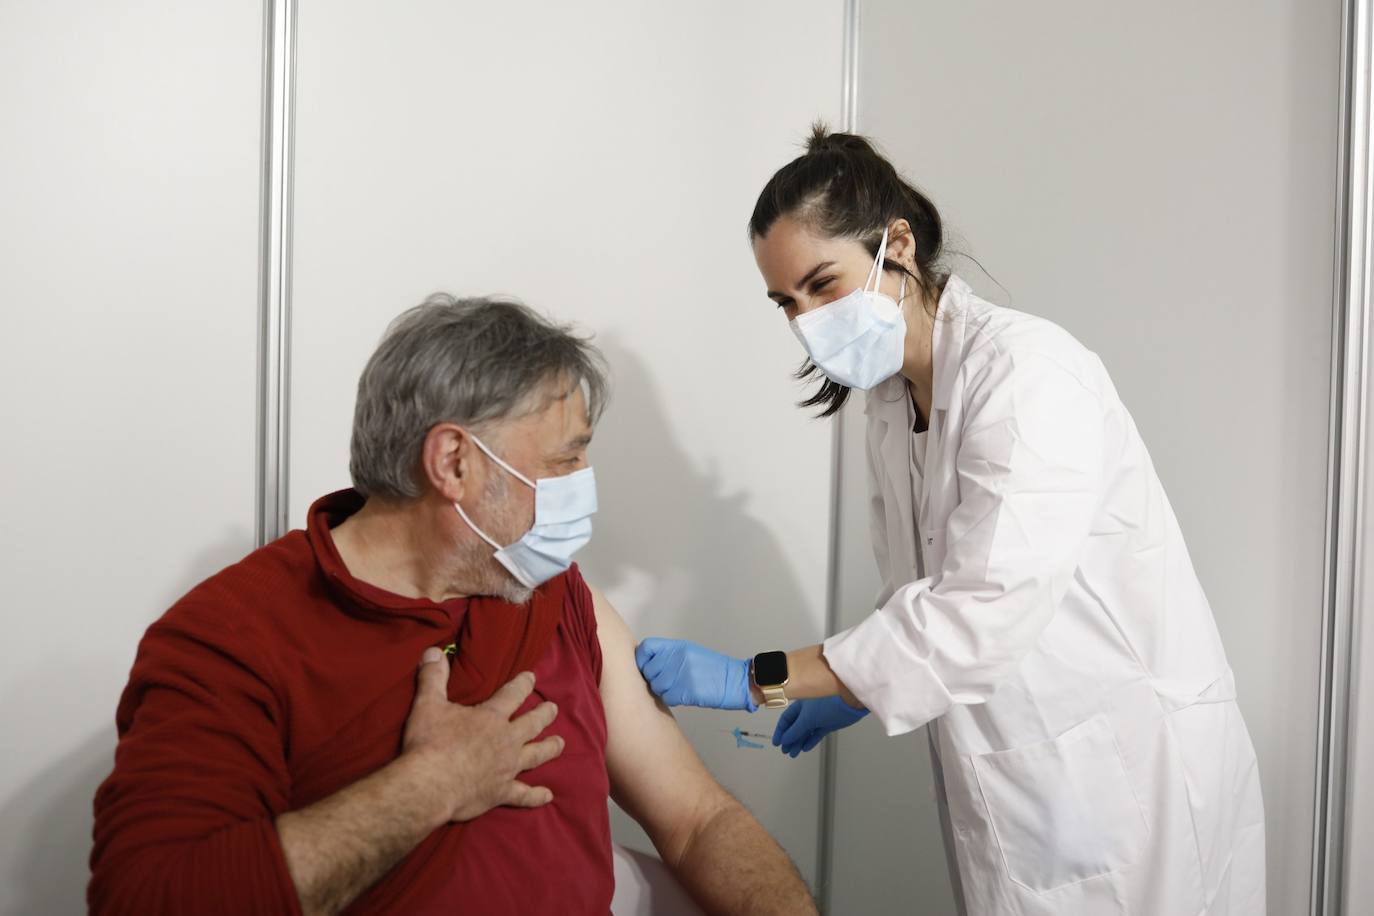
[420,423,472,503]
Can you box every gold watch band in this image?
[761,684,790,709]
[751,655,790,709]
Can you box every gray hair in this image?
[349,294,610,500]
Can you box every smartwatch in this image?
[752,651,790,709]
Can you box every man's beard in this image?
[454,470,535,606]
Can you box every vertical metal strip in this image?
[1313,0,1372,912]
[256,0,297,547]
[816,2,861,912]
[840,0,861,134]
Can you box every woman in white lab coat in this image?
[636,126,1266,915]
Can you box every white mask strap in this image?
[864,226,890,292]
[467,433,536,489]
[454,500,504,551]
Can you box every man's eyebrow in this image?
[766,261,834,301]
[566,434,593,450]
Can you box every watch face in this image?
[754,650,788,686]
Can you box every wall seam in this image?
[817,2,861,912]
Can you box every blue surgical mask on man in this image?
[788,226,907,391]
[454,434,597,589]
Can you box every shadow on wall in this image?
[0,729,114,916]
[578,336,820,665]
[577,338,828,881]
[0,525,252,916]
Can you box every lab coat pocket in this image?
[972,714,1148,894]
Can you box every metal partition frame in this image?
[815,2,861,912]
[255,0,297,548]
[255,3,850,903]
[1313,0,1373,913]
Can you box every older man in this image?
[89,297,815,915]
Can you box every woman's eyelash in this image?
[775,278,832,309]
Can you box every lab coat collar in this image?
[931,275,975,411]
[864,274,975,421]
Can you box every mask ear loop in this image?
[454,500,504,550]
[453,432,535,550]
[466,433,537,489]
[864,226,891,293]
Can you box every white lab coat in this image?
[824,277,1266,915]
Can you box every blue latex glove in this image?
[635,638,758,711]
[773,696,868,757]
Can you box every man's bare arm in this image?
[590,585,817,916]
[276,650,563,916]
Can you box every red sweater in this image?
[89,490,614,915]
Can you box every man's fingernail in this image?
[423,647,442,663]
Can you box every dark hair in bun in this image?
[750,122,947,417]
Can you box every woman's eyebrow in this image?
[767,261,835,300]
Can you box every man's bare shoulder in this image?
[582,583,731,846]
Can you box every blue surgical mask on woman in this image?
[454,434,597,589]
[789,226,907,391]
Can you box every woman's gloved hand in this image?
[773,696,868,757]
[635,638,758,711]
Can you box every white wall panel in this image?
[829,2,1340,912]
[0,3,264,913]
[289,0,843,885]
